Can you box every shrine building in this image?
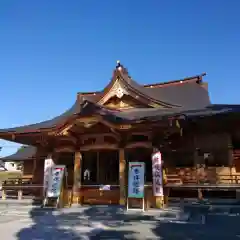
[1,61,240,208]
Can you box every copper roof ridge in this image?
[144,73,207,88]
[77,73,207,95]
[78,91,100,96]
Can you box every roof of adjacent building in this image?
[1,146,36,161]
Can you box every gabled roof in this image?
[0,62,229,137]
[1,146,36,161]
[78,63,209,108]
[96,65,182,107]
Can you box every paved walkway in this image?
[0,204,239,239]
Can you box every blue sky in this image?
[0,0,240,156]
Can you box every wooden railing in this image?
[165,167,240,187]
[1,177,43,201]
[1,167,240,204]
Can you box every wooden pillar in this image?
[227,134,234,173]
[1,190,6,200]
[32,158,37,178]
[119,148,126,206]
[72,151,82,205]
[97,151,100,183]
[194,136,203,201]
[32,148,41,184]
[18,189,23,200]
[156,197,164,209]
[31,147,44,200]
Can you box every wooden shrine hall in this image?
[1,61,240,208]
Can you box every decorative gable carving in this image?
[104,95,148,110]
[97,62,175,109]
[98,79,129,105]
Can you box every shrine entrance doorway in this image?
[80,150,120,205]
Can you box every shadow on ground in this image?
[151,205,240,240]
[15,204,240,239]
[15,205,149,239]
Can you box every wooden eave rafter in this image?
[0,131,48,140]
[0,131,52,146]
[59,113,185,137]
[81,132,119,142]
[51,115,121,140]
[51,112,137,138]
[55,135,77,144]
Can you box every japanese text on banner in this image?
[152,152,164,197]
[47,165,65,198]
[128,162,145,198]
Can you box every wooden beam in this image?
[81,133,119,142]
[125,141,152,149]
[80,144,119,151]
[54,146,75,152]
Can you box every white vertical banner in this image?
[43,158,54,192]
[152,151,164,197]
[47,165,65,198]
[128,162,145,198]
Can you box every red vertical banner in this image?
[152,151,164,197]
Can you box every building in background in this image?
[1,146,35,176]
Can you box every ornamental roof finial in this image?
[116,60,122,70]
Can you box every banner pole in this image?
[142,197,145,212]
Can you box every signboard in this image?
[99,185,111,191]
[152,151,164,197]
[128,162,145,198]
[43,158,54,192]
[46,165,65,198]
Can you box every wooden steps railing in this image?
[1,167,240,204]
[1,177,43,201]
[165,167,240,186]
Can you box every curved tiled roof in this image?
[1,146,36,161]
[78,101,240,122]
[0,101,80,133]
[93,65,209,108]
[148,82,210,108]
[0,63,219,134]
[0,103,240,161]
